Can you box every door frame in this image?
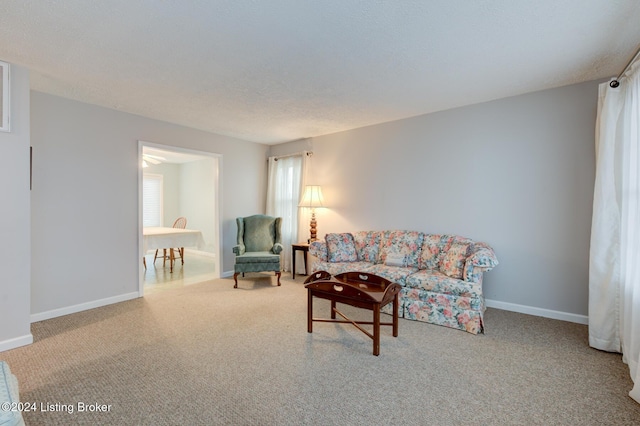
[138,140,223,295]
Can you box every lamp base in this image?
[309,210,317,242]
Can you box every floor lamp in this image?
[298,185,325,242]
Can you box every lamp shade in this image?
[298,185,325,208]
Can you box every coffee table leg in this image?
[331,300,336,319]
[373,303,380,356]
[393,293,399,337]
[307,290,313,333]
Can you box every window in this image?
[143,173,163,227]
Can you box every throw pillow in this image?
[419,234,451,270]
[384,253,406,267]
[378,230,424,267]
[325,233,358,263]
[439,243,471,279]
[353,231,381,262]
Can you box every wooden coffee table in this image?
[304,271,401,356]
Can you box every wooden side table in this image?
[292,243,310,279]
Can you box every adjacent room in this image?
[1,2,640,424]
[140,143,220,294]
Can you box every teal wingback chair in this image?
[232,215,283,288]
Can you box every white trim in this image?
[0,334,33,353]
[222,270,234,278]
[30,292,139,323]
[0,60,10,132]
[485,299,588,325]
[138,141,144,294]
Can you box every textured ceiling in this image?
[1,1,639,144]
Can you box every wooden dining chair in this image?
[154,217,187,267]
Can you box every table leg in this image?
[303,249,308,275]
[393,293,399,337]
[331,300,336,319]
[169,248,174,273]
[293,248,297,279]
[373,303,381,356]
[307,290,313,333]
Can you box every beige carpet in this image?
[2,274,640,425]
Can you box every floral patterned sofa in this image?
[308,231,498,334]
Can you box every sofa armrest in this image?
[463,245,498,282]
[272,243,283,254]
[309,240,328,262]
[233,244,245,255]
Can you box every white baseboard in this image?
[30,292,140,323]
[0,334,33,353]
[485,299,588,325]
[221,270,234,278]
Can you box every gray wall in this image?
[272,80,599,320]
[0,64,31,351]
[145,158,218,255]
[179,158,218,254]
[0,75,600,351]
[30,91,268,318]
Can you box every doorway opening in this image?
[138,141,222,295]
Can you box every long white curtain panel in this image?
[266,154,306,273]
[589,57,640,404]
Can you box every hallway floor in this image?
[143,250,218,294]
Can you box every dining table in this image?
[143,227,205,272]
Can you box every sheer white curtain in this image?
[266,154,305,272]
[589,58,640,404]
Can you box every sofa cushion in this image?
[439,243,471,279]
[352,231,381,263]
[312,261,375,276]
[419,234,454,270]
[378,231,424,268]
[405,269,482,298]
[234,252,281,263]
[325,233,358,262]
[364,264,418,287]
